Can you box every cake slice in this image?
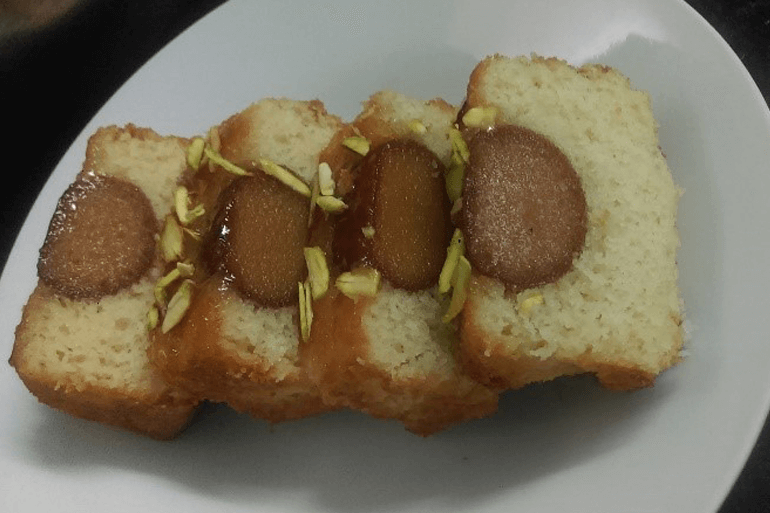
[302,91,499,435]
[148,98,345,421]
[10,125,200,439]
[456,55,684,391]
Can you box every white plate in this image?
[2,0,769,511]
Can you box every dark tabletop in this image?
[1,0,768,511]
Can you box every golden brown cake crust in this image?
[459,314,661,391]
[11,370,196,441]
[11,284,197,440]
[302,289,497,436]
[459,306,659,391]
[150,277,330,422]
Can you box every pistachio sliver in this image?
[186,137,205,170]
[259,158,312,197]
[160,215,184,262]
[342,136,370,156]
[449,128,471,164]
[174,186,190,221]
[175,186,205,225]
[298,280,315,342]
[438,245,461,294]
[519,293,544,315]
[442,255,471,323]
[204,147,251,176]
[184,227,202,241]
[303,247,329,300]
[336,268,381,300]
[298,282,309,341]
[146,306,160,331]
[361,225,375,239]
[161,279,194,333]
[462,106,498,128]
[304,279,314,341]
[408,119,427,134]
[449,228,464,248]
[185,203,205,224]
[154,261,195,305]
[153,286,167,307]
[438,229,465,294]
[450,147,466,168]
[318,162,335,196]
[445,159,465,203]
[176,260,195,277]
[154,268,180,305]
[315,195,347,213]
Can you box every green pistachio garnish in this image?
[461,106,498,128]
[361,225,375,239]
[160,215,184,262]
[259,158,312,197]
[519,293,544,315]
[186,137,205,171]
[315,195,347,213]
[146,306,160,331]
[298,280,314,342]
[445,159,465,203]
[446,128,470,202]
[161,279,194,333]
[442,255,471,323]
[203,147,251,176]
[153,261,195,306]
[438,229,465,294]
[449,128,470,164]
[304,247,329,300]
[408,119,427,134]
[336,268,381,300]
[184,227,202,241]
[342,136,370,156]
[298,282,309,341]
[174,186,205,226]
[318,162,335,196]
